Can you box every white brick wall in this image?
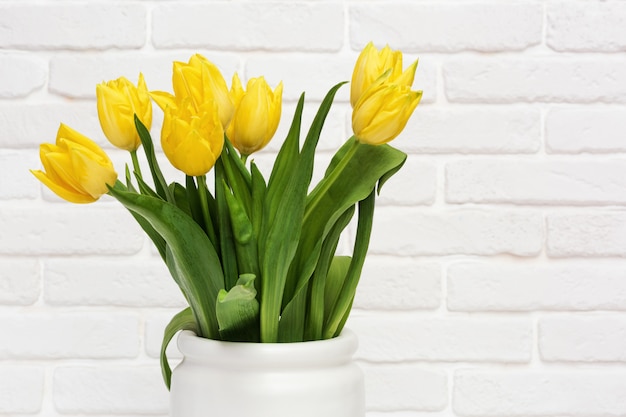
[454,370,626,416]
[2,1,626,416]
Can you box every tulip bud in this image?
[31,124,118,203]
[96,74,152,151]
[350,42,417,108]
[226,74,283,156]
[352,80,422,145]
[161,100,224,177]
[170,54,234,128]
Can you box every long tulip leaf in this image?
[125,164,137,192]
[292,139,406,303]
[215,159,238,290]
[169,182,193,218]
[196,175,219,248]
[283,206,354,341]
[160,307,197,390]
[300,82,348,171]
[323,256,352,325]
[134,115,172,202]
[222,181,259,280]
[279,83,347,306]
[304,206,354,340]
[132,210,167,261]
[277,83,346,343]
[224,137,252,186]
[257,95,305,342]
[221,140,252,218]
[324,189,376,338]
[260,83,345,342]
[185,175,205,231]
[250,162,266,245]
[111,181,166,260]
[259,165,307,342]
[265,93,304,214]
[334,297,354,338]
[216,274,260,342]
[134,173,161,200]
[278,288,307,342]
[108,185,224,339]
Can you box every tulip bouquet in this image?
[31,43,422,388]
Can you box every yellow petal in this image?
[151,91,177,112]
[230,73,245,107]
[394,60,418,88]
[229,77,282,156]
[161,103,224,176]
[200,59,233,127]
[96,75,152,151]
[69,147,117,198]
[31,169,97,203]
[350,42,415,109]
[44,150,86,194]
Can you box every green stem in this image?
[303,139,360,225]
[130,150,143,180]
[241,153,249,165]
[197,175,218,245]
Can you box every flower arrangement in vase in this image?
[31,43,422,417]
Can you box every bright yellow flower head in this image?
[351,42,418,108]
[350,42,422,145]
[31,124,118,203]
[96,73,152,152]
[153,54,234,129]
[161,99,224,177]
[226,74,283,156]
[352,78,422,146]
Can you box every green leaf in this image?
[134,173,162,200]
[304,206,354,340]
[134,115,172,202]
[323,256,352,326]
[196,175,219,249]
[108,185,224,339]
[257,95,305,342]
[300,82,349,174]
[111,181,166,260]
[125,164,137,192]
[221,138,252,217]
[291,139,406,306]
[160,307,197,390]
[224,137,252,186]
[278,288,307,343]
[265,93,305,217]
[222,181,259,281]
[169,182,192,218]
[279,83,348,309]
[334,297,354,338]
[215,159,238,290]
[324,189,376,338]
[184,175,205,229]
[260,83,346,343]
[216,274,260,342]
[250,162,266,246]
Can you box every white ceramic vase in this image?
[169,329,365,417]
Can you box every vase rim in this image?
[177,328,359,368]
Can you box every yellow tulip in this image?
[31,124,118,203]
[159,54,234,129]
[96,73,152,151]
[350,42,418,108]
[226,74,283,156]
[352,79,422,145]
[161,99,224,177]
